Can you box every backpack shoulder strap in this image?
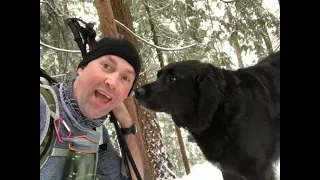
[96,125,103,145]
[40,85,59,169]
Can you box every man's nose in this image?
[105,73,118,89]
[134,87,146,97]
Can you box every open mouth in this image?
[94,90,112,103]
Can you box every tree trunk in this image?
[233,40,244,68]
[143,0,190,176]
[186,0,200,43]
[94,1,151,179]
[261,25,274,55]
[143,0,164,66]
[111,0,176,179]
[226,6,244,68]
[94,0,119,38]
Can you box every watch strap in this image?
[120,124,136,135]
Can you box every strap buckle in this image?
[53,116,72,142]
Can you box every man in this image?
[40,37,144,180]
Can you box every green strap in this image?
[40,86,56,112]
[51,147,70,157]
[40,86,57,168]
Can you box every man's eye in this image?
[103,64,109,69]
[123,76,131,82]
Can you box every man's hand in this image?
[112,102,133,128]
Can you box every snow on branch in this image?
[114,19,197,51]
[40,0,66,17]
[40,41,81,53]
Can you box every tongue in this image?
[95,91,109,103]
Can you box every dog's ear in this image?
[194,65,222,131]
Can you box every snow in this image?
[173,160,280,180]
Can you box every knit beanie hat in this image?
[77,37,141,96]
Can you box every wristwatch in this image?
[120,124,137,135]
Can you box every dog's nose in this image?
[134,87,146,97]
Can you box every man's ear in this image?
[77,67,83,75]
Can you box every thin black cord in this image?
[109,111,143,180]
[114,121,132,180]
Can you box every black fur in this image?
[134,51,280,180]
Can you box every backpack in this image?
[40,18,103,179]
[40,68,103,173]
[40,16,98,168]
[40,68,59,169]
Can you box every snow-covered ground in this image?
[174,160,280,180]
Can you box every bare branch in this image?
[114,19,197,51]
[220,0,234,3]
[143,1,171,11]
[52,73,67,81]
[40,41,81,53]
[139,63,157,76]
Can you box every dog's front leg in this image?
[242,164,277,180]
[222,172,245,180]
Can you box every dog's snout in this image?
[134,87,146,97]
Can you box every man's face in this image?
[73,55,135,119]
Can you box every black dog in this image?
[134,51,280,180]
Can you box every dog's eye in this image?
[169,76,176,81]
[166,75,176,83]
